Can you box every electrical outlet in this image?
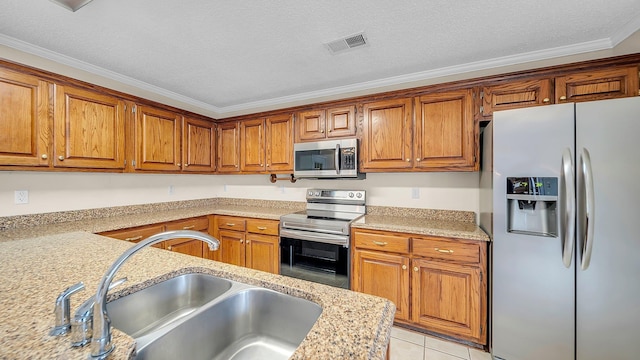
[14,190,29,204]
[168,185,175,195]
[411,188,420,199]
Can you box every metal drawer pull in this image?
[402,265,407,270]
[167,245,173,251]
[226,223,235,227]
[124,235,143,242]
[413,267,419,272]
[435,248,454,254]
[372,241,388,246]
[257,226,268,230]
[182,225,195,230]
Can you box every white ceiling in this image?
[1,0,640,118]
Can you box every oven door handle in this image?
[280,228,349,247]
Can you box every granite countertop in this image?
[0,232,394,360]
[352,215,490,242]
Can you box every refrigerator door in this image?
[576,97,640,360]
[492,104,575,360]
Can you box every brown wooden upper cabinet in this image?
[182,117,216,172]
[362,89,476,172]
[239,114,293,173]
[133,104,181,171]
[295,105,356,142]
[480,78,554,117]
[0,68,50,167]
[481,66,639,118]
[217,121,240,172]
[555,66,639,103]
[54,84,126,169]
[414,89,476,170]
[361,98,413,170]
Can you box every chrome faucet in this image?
[89,230,220,359]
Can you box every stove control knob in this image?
[314,191,320,196]
[308,191,313,196]
[348,192,354,198]
[356,192,362,198]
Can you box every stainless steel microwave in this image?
[293,138,363,179]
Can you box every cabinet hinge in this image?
[479,105,484,113]
[124,160,126,166]
[132,160,136,167]
[480,91,484,99]
[480,272,483,282]
[132,105,137,113]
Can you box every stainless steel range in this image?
[279,189,366,289]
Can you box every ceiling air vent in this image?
[325,32,369,54]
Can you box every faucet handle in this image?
[70,277,127,347]
[50,282,84,336]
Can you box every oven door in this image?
[280,231,349,289]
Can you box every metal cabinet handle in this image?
[124,235,143,242]
[413,267,419,272]
[266,164,270,167]
[543,98,550,103]
[257,226,268,230]
[416,158,421,162]
[560,95,567,101]
[176,163,181,167]
[246,240,250,244]
[41,154,48,159]
[226,223,235,227]
[182,225,195,230]
[240,239,244,244]
[405,158,410,162]
[372,241,388,246]
[402,265,407,270]
[167,245,173,251]
[184,164,189,167]
[58,156,64,161]
[320,129,324,133]
[434,248,454,254]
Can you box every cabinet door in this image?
[217,121,240,172]
[134,105,181,171]
[240,118,265,172]
[54,84,125,169]
[481,78,553,117]
[295,109,326,142]
[361,98,413,170]
[326,105,356,138]
[265,114,294,172]
[99,224,165,249]
[414,89,476,170]
[352,250,410,321]
[218,229,245,267]
[165,239,204,257]
[411,258,483,343]
[182,117,215,172]
[555,66,640,103]
[246,233,279,274]
[0,69,50,167]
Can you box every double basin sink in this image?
[106,273,323,360]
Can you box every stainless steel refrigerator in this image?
[480,96,640,360]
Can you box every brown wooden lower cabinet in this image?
[210,215,280,274]
[98,216,210,258]
[351,228,487,345]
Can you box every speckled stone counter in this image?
[0,232,394,360]
[354,206,490,242]
[0,198,305,242]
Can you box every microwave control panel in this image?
[340,147,356,170]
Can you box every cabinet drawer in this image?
[412,237,480,263]
[246,219,279,236]
[353,230,410,254]
[100,224,165,243]
[166,217,209,231]
[217,216,246,231]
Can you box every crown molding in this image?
[0,30,634,118]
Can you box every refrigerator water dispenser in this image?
[506,177,558,237]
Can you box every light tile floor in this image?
[389,326,492,360]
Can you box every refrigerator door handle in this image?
[561,148,576,268]
[580,148,596,270]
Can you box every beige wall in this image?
[0,172,479,217]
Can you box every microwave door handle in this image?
[335,143,340,175]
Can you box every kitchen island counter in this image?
[0,231,394,360]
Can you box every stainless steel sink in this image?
[107,273,232,338]
[107,272,323,360]
[134,287,322,360]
